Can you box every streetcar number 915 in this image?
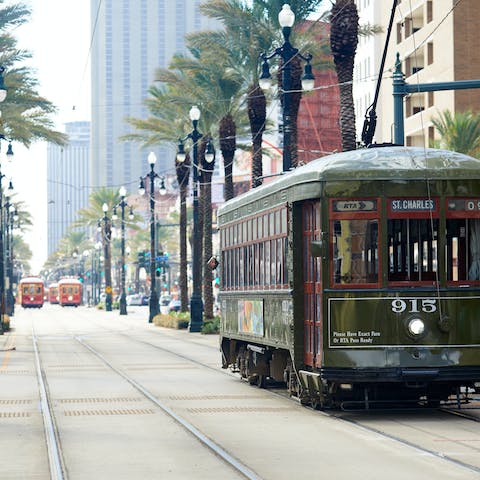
[391,298,437,314]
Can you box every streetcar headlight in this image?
[408,318,425,336]
[68,295,73,301]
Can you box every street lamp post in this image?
[93,241,102,304]
[0,141,13,333]
[4,181,16,317]
[139,152,160,323]
[177,106,214,333]
[0,69,8,333]
[100,202,112,311]
[259,3,315,172]
[114,185,131,315]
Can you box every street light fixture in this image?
[176,105,206,333]
[139,152,160,323]
[259,3,314,172]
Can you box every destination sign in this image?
[448,199,480,212]
[390,198,436,212]
[333,200,377,212]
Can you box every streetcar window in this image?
[333,220,378,284]
[281,209,287,234]
[446,218,480,281]
[387,219,438,282]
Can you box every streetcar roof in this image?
[19,277,44,283]
[218,146,480,219]
[58,278,82,284]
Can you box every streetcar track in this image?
[108,327,480,475]
[31,313,261,480]
[31,326,66,480]
[32,308,480,477]
[327,412,480,475]
[74,335,262,480]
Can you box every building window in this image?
[427,42,434,65]
[427,1,433,23]
[397,22,402,44]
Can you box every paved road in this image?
[0,305,479,479]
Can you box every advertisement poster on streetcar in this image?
[238,300,264,336]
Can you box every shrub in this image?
[153,313,189,329]
[201,316,220,334]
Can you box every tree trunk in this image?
[202,172,214,320]
[330,0,359,152]
[247,83,266,188]
[219,113,236,201]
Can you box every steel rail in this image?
[32,327,65,480]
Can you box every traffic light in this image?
[137,251,147,268]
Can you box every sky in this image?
[12,0,91,274]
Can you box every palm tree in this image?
[200,0,274,188]
[178,40,246,201]
[431,110,480,158]
[12,233,32,275]
[330,0,359,151]
[0,2,67,146]
[200,0,326,184]
[74,187,123,229]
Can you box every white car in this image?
[126,294,142,306]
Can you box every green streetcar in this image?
[218,146,480,409]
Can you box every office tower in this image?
[90,0,219,190]
[47,121,91,256]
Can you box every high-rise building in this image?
[354,0,480,147]
[47,121,91,256]
[90,0,220,190]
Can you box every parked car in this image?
[160,295,171,306]
[126,293,143,306]
[169,299,181,312]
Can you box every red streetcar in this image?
[48,283,59,304]
[58,278,82,307]
[19,277,45,308]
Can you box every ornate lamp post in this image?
[259,3,314,172]
[98,202,113,311]
[139,152,160,322]
[4,180,15,317]
[93,241,102,304]
[113,186,132,315]
[177,106,214,332]
[0,137,13,333]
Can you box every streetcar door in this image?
[303,201,323,368]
